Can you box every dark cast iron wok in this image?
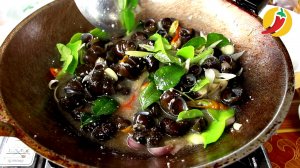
[0,0,294,167]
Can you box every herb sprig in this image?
[118,0,139,34]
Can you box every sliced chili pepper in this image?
[49,68,61,77]
[171,26,181,48]
[141,81,150,90]
[119,92,138,111]
[121,125,133,134]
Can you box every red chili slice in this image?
[49,68,61,77]
[171,26,181,48]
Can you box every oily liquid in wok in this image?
[49,18,245,156]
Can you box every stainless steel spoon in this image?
[74,0,125,37]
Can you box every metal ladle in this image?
[74,0,125,37]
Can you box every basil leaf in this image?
[154,64,186,90]
[190,77,210,92]
[92,96,119,116]
[190,48,213,64]
[205,33,231,48]
[139,81,162,110]
[182,37,206,49]
[176,46,194,59]
[69,33,82,44]
[154,52,181,65]
[80,113,106,128]
[89,28,109,40]
[80,113,97,127]
[177,109,204,121]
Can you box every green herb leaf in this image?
[127,0,139,9]
[56,43,74,74]
[120,9,136,34]
[80,113,109,128]
[89,28,109,40]
[57,43,71,62]
[148,33,181,64]
[80,113,98,127]
[69,33,82,44]
[154,52,181,65]
[182,37,206,49]
[148,73,155,81]
[190,77,210,92]
[190,48,213,64]
[118,0,139,9]
[92,96,119,116]
[56,38,83,76]
[176,46,194,59]
[177,109,204,121]
[207,40,222,49]
[139,81,162,110]
[118,0,126,9]
[118,0,138,34]
[205,33,231,48]
[154,64,186,90]
[149,33,172,53]
[66,40,82,73]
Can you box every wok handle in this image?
[0,100,16,137]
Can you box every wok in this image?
[0,0,294,167]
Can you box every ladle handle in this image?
[0,99,16,137]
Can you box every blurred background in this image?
[0,0,53,44]
[270,0,300,12]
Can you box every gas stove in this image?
[0,137,271,168]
